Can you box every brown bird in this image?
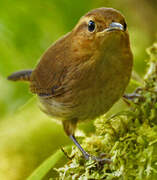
[8,7,133,163]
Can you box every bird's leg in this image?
[69,135,90,160]
[69,135,111,164]
[63,120,111,164]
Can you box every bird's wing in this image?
[30,34,70,97]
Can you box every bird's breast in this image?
[39,51,132,122]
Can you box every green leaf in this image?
[27,149,63,180]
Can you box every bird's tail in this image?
[7,70,32,82]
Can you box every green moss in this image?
[55,43,157,179]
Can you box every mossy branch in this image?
[55,43,157,179]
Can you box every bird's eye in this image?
[124,22,127,31]
[88,20,95,32]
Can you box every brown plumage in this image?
[8,7,133,162]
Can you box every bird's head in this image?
[71,8,131,58]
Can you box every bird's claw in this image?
[123,93,141,100]
[123,87,143,101]
[84,153,112,164]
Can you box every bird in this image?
[8,7,133,163]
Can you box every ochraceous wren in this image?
[8,7,133,163]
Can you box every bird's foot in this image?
[123,93,141,101]
[123,88,144,106]
[69,135,112,164]
[123,87,143,101]
[84,152,112,164]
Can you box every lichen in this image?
[55,43,157,180]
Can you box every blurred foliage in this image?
[0,0,157,179]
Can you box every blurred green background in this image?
[0,0,157,179]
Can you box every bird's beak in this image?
[97,22,124,38]
[105,22,124,32]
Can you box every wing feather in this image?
[30,33,71,97]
